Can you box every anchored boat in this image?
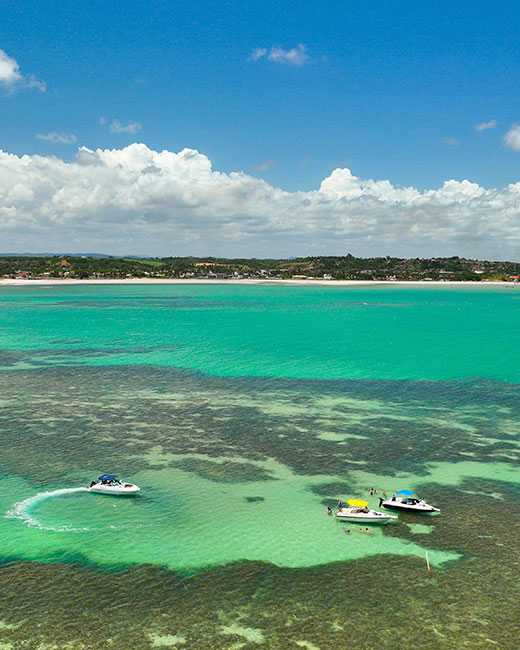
[335,498,397,525]
[87,474,140,496]
[380,489,439,513]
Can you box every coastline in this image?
[1,278,519,287]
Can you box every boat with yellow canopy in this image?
[335,498,397,524]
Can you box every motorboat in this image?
[87,474,140,496]
[380,489,439,513]
[335,498,397,525]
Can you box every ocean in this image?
[0,283,519,649]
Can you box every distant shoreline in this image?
[1,278,519,287]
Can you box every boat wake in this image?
[6,487,90,532]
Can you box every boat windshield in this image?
[97,474,121,485]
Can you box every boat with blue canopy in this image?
[87,474,140,496]
[380,489,439,513]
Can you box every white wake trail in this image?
[6,487,89,532]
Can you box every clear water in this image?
[1,284,519,648]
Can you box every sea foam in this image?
[6,487,89,532]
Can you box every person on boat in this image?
[379,497,384,507]
[89,480,96,488]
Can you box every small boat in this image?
[381,489,439,513]
[87,474,140,496]
[335,498,397,525]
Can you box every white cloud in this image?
[250,44,309,66]
[442,137,459,146]
[250,48,268,62]
[0,49,22,86]
[109,119,142,134]
[0,143,520,258]
[475,120,497,132]
[36,132,77,145]
[504,124,520,151]
[0,48,46,92]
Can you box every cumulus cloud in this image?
[504,124,520,151]
[0,143,520,258]
[250,44,309,66]
[0,48,46,92]
[36,132,77,145]
[475,119,497,132]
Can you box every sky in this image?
[1,0,520,259]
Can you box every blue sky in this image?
[3,0,520,190]
[1,1,520,257]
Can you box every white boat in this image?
[335,499,397,525]
[381,489,439,514]
[87,474,140,496]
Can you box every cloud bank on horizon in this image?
[1,143,519,259]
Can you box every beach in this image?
[1,277,519,287]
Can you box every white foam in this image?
[6,487,89,532]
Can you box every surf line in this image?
[6,487,89,532]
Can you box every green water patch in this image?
[1,476,519,650]
[1,366,519,576]
[2,283,520,382]
[0,461,457,573]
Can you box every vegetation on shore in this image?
[1,253,520,281]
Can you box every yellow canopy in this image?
[347,498,368,507]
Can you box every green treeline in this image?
[1,254,520,281]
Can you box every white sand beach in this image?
[1,278,519,287]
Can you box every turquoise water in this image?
[1,283,520,648]
[1,283,520,380]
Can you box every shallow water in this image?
[0,284,519,648]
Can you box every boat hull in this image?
[382,501,439,513]
[88,484,140,496]
[335,509,396,524]
[336,515,393,524]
